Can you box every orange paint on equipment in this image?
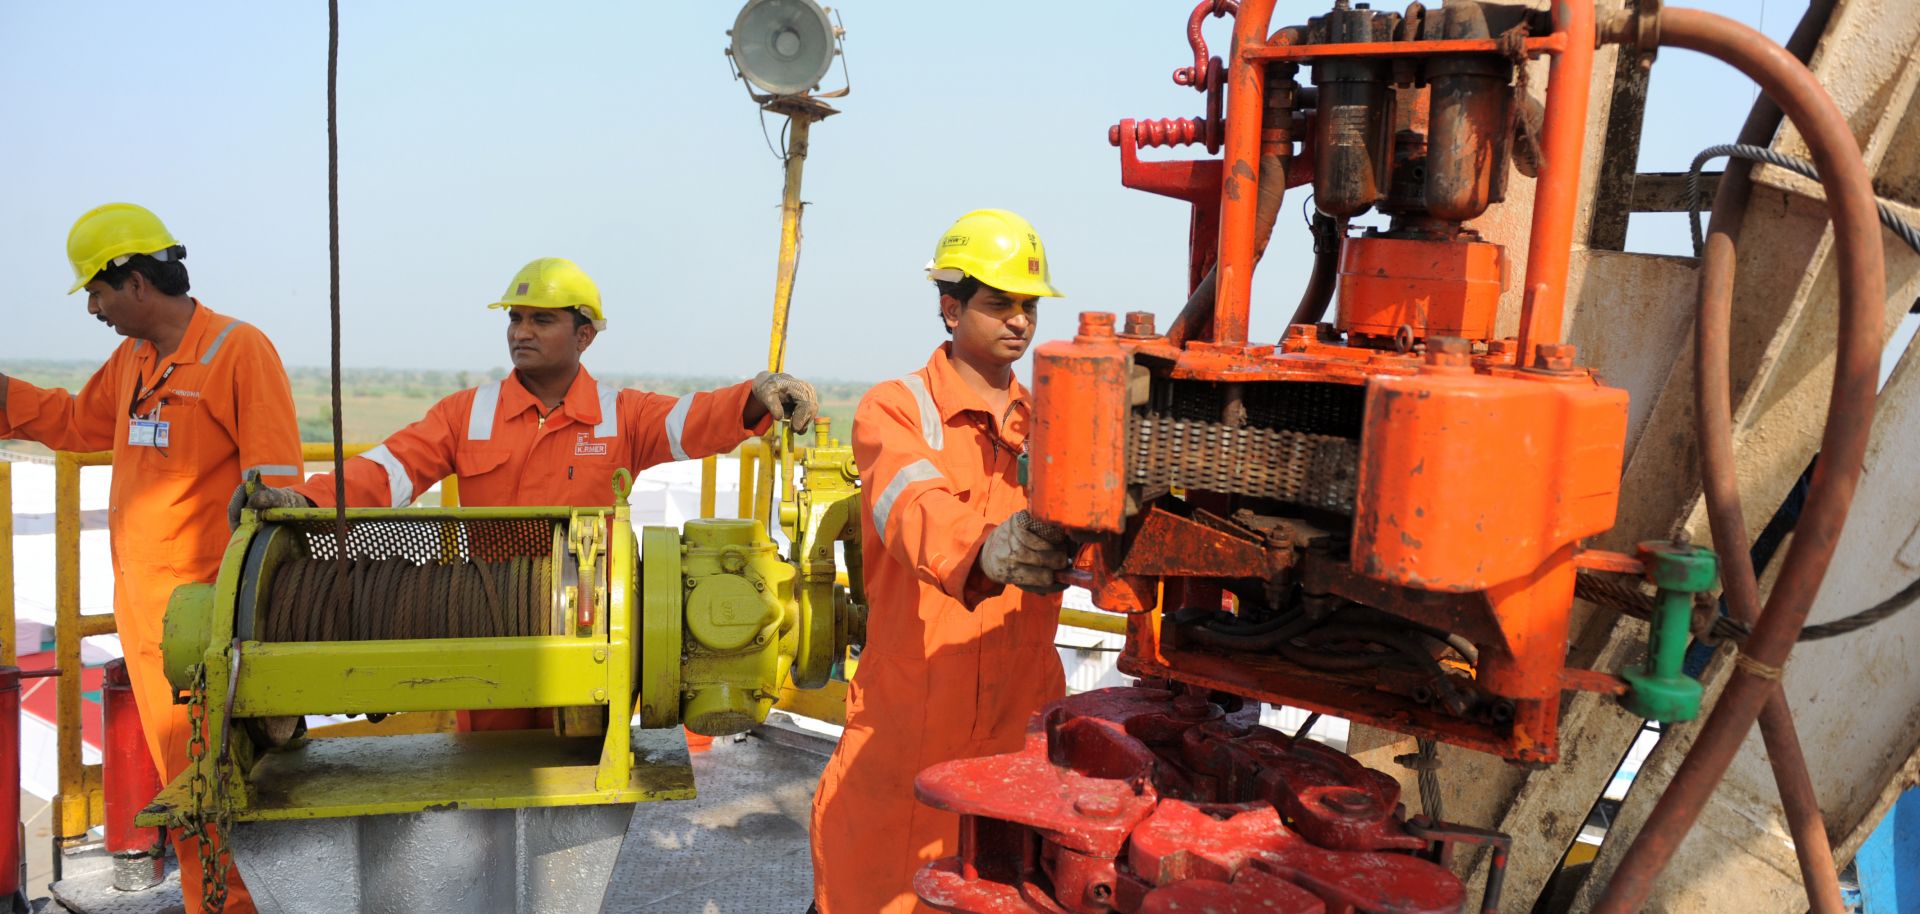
[1336,235,1506,342]
[1014,0,1622,767]
[1028,312,1131,534]
[1353,343,1627,592]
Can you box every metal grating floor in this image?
[604,725,830,913]
[41,724,832,914]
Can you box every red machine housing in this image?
[915,686,1506,914]
[104,658,166,889]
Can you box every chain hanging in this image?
[184,661,234,914]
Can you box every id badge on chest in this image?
[128,419,170,448]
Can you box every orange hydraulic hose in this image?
[1699,233,1843,914]
[1592,8,1883,913]
[1686,3,1845,910]
[1512,0,1594,362]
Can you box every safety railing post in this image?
[700,456,718,520]
[737,442,760,520]
[52,453,91,847]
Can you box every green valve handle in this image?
[1620,540,1717,722]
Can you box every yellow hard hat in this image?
[926,208,1063,299]
[488,257,607,328]
[66,203,182,294]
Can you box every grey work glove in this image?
[752,370,820,432]
[228,482,313,530]
[977,510,1075,595]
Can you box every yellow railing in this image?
[52,449,107,844]
[44,442,387,844]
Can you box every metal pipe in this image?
[700,455,718,519]
[766,113,818,375]
[737,440,759,519]
[1592,8,1884,911]
[1165,144,1290,347]
[1204,0,1280,346]
[1513,0,1595,361]
[1167,46,1295,349]
[1685,3,1845,910]
[54,452,93,846]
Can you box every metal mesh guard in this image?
[1129,413,1361,514]
[279,515,558,564]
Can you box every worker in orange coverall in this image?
[810,209,1080,913]
[238,256,819,729]
[0,203,301,914]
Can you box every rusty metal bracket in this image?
[1631,0,1662,69]
[1599,0,1662,69]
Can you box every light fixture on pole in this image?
[727,0,847,374]
[725,0,847,528]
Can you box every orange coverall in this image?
[293,366,767,728]
[2,303,301,914]
[810,344,1066,914]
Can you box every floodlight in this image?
[728,0,838,98]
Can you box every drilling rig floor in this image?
[43,722,831,914]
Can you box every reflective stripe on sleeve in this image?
[362,444,415,508]
[897,374,943,450]
[247,464,300,479]
[467,381,502,441]
[662,394,694,461]
[596,387,619,438]
[872,459,942,541]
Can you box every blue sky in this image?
[1,1,1805,383]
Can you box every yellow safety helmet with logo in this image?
[66,203,184,294]
[926,208,1063,299]
[488,257,607,329]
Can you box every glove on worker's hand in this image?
[751,371,820,432]
[978,510,1075,595]
[228,483,313,530]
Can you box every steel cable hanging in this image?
[1687,143,1920,258]
[327,0,348,616]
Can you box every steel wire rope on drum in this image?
[260,555,559,642]
[475,559,503,639]
[448,561,466,642]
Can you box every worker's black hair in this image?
[934,276,984,333]
[91,248,190,297]
[568,307,592,329]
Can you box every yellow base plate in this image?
[140,726,694,826]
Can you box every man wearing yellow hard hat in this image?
[809,209,1076,913]
[240,256,819,727]
[1,203,302,914]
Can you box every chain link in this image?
[184,662,233,914]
